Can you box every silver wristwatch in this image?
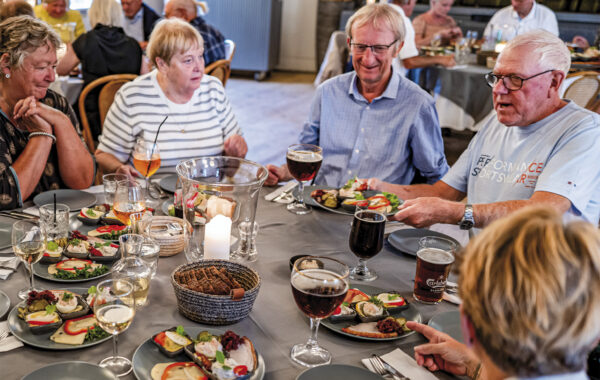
[459,204,474,230]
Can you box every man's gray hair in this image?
[345,3,405,45]
[0,15,60,68]
[89,0,122,28]
[501,30,571,75]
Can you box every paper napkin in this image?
[0,321,23,352]
[362,348,438,380]
[0,256,19,280]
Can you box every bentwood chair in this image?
[205,39,236,86]
[563,71,600,110]
[78,73,137,184]
[78,73,137,153]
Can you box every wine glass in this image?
[12,220,45,300]
[113,179,145,226]
[348,209,386,282]
[94,278,136,377]
[290,256,349,367]
[132,138,161,206]
[286,144,323,215]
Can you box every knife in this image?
[0,211,37,220]
[374,354,411,380]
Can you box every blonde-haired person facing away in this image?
[407,205,600,380]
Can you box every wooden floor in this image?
[225,71,472,168]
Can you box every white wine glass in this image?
[113,179,145,227]
[12,220,45,300]
[94,278,136,377]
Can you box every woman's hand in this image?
[12,96,52,133]
[407,321,480,377]
[224,134,248,158]
[116,164,140,179]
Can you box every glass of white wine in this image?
[94,278,136,377]
[113,179,145,227]
[12,220,45,300]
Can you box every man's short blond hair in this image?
[146,18,204,68]
[0,15,60,68]
[345,3,405,46]
[460,206,600,377]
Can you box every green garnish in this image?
[382,192,401,209]
[69,238,81,246]
[216,350,226,364]
[94,242,111,248]
[45,304,56,315]
[176,325,185,336]
[62,292,74,301]
[46,241,59,251]
[85,208,96,217]
[354,192,365,200]
[388,293,399,300]
[342,302,349,307]
[342,176,358,189]
[196,331,213,342]
[88,285,97,295]
[223,365,232,370]
[369,296,384,307]
[53,265,109,280]
[85,324,110,342]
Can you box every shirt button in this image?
[355,149,359,153]
[366,106,370,110]
[361,128,365,132]
[347,170,352,174]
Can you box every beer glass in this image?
[286,144,323,215]
[413,237,457,304]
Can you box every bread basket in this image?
[149,216,185,257]
[171,260,261,325]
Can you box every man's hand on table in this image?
[407,321,480,378]
[390,197,463,228]
[265,164,292,186]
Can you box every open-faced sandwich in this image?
[40,240,63,264]
[48,258,109,280]
[88,225,128,240]
[77,205,107,225]
[64,238,91,259]
[153,326,194,357]
[339,177,368,199]
[151,362,208,380]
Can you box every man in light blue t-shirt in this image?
[369,30,600,230]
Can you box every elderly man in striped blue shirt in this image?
[266,3,448,188]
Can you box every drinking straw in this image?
[53,193,56,223]
[145,115,168,177]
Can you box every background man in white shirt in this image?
[484,0,558,39]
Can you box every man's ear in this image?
[393,41,404,58]
[549,70,565,97]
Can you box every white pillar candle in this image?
[204,214,232,260]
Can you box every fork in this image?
[370,355,400,380]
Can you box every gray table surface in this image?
[0,188,464,380]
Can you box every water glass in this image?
[235,220,259,262]
[103,174,128,205]
[140,237,160,278]
[39,203,70,246]
[129,211,152,235]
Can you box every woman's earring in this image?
[4,73,9,79]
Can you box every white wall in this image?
[276,0,317,72]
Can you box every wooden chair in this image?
[78,73,138,153]
[564,71,600,110]
[204,39,236,86]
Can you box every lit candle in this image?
[204,214,231,260]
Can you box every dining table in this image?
[0,184,468,379]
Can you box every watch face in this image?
[460,220,473,230]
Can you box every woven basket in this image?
[149,216,185,257]
[171,260,261,325]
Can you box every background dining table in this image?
[0,185,467,379]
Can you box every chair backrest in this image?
[564,71,600,110]
[224,39,235,61]
[78,73,137,153]
[205,39,235,86]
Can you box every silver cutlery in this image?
[0,211,37,220]
[445,281,459,294]
[371,354,411,380]
[148,182,169,199]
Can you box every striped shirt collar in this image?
[348,65,400,103]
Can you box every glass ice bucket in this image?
[176,157,268,262]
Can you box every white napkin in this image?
[362,348,438,380]
[22,207,39,217]
[443,292,462,305]
[0,256,19,280]
[0,321,23,352]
